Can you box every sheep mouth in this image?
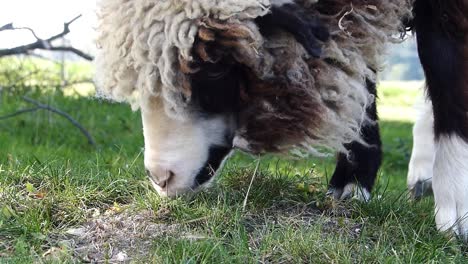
[193,145,233,188]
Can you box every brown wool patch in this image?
[179,0,411,154]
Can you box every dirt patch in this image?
[45,200,361,263]
[49,209,181,262]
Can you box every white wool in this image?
[95,0,270,117]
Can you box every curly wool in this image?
[95,0,411,155]
[233,0,413,154]
[95,0,269,117]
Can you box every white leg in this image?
[433,135,468,239]
[407,97,435,198]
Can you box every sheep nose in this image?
[146,166,174,188]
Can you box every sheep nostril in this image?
[158,180,168,188]
[146,168,175,188]
[156,171,174,188]
[168,170,175,179]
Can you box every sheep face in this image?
[142,96,236,197]
[142,59,245,197]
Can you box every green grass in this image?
[0,82,466,263]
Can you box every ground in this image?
[0,81,467,263]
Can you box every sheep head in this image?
[95,0,411,197]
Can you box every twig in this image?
[242,158,261,211]
[12,26,41,40]
[22,96,96,146]
[0,15,94,61]
[0,96,96,146]
[0,107,40,120]
[0,23,14,32]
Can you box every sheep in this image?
[95,0,468,240]
[95,0,409,196]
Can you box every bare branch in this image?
[0,23,13,31]
[0,15,94,61]
[22,96,96,146]
[13,26,41,40]
[46,15,82,43]
[0,96,96,146]
[0,107,41,120]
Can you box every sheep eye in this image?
[190,62,243,114]
[205,68,230,80]
[194,62,232,81]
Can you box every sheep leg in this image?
[413,0,468,240]
[327,79,382,202]
[407,95,434,199]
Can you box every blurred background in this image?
[0,0,424,85]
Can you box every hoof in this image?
[327,183,371,202]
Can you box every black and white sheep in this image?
[95,0,407,195]
[95,0,468,239]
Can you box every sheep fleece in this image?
[95,0,411,155]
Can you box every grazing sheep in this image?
[95,0,408,195]
[95,0,468,239]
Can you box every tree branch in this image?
[0,96,96,146]
[0,15,94,61]
[22,96,96,146]
[0,107,41,120]
[0,23,14,32]
[12,26,41,40]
